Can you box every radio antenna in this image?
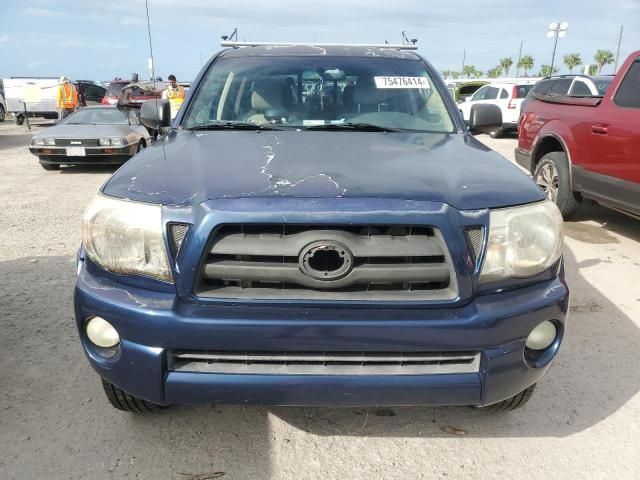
[144,0,167,162]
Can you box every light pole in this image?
[546,22,568,72]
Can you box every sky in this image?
[0,0,638,82]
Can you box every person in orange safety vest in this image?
[162,74,186,119]
[56,77,79,120]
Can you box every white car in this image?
[459,81,537,137]
[0,91,6,122]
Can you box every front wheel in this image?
[533,151,581,218]
[39,162,60,171]
[100,378,165,413]
[476,384,537,412]
[0,105,5,122]
[136,139,146,153]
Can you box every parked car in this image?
[101,79,163,105]
[0,91,6,122]
[516,51,639,219]
[75,43,567,413]
[75,80,106,105]
[460,80,537,137]
[519,75,614,119]
[29,105,151,170]
[452,80,488,103]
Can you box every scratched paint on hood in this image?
[103,130,544,210]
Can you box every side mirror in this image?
[467,104,502,132]
[140,99,171,130]
[464,96,472,103]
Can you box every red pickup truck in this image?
[516,51,639,219]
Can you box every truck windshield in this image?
[184,56,455,133]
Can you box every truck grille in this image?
[169,351,481,375]
[196,225,457,301]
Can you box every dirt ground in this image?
[1,119,639,480]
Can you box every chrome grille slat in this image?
[170,351,481,375]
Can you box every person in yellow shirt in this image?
[56,77,79,120]
[162,74,186,119]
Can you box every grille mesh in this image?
[464,226,484,261]
[168,223,189,258]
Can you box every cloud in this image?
[21,7,66,18]
[0,35,8,43]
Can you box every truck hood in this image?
[103,130,544,210]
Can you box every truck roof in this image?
[219,44,421,60]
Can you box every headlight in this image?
[99,138,126,147]
[99,138,110,146]
[110,138,124,147]
[33,138,45,146]
[479,200,563,283]
[44,138,56,146]
[82,194,173,282]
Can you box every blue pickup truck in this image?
[75,43,567,413]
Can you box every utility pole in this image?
[461,49,466,72]
[516,40,523,78]
[614,25,624,73]
[547,22,568,72]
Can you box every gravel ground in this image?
[1,119,639,480]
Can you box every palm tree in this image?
[487,66,502,78]
[517,55,534,77]
[474,70,483,79]
[588,64,599,76]
[462,65,475,79]
[539,65,559,77]
[499,57,513,77]
[450,71,460,79]
[563,53,582,74]
[440,70,451,79]
[594,49,614,73]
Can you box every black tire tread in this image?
[535,151,581,218]
[100,377,162,413]
[478,384,537,412]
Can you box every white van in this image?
[3,77,60,125]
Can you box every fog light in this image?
[525,320,557,351]
[86,316,120,348]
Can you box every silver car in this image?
[29,106,151,171]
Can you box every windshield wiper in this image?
[188,121,281,131]
[304,122,399,132]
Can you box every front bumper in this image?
[29,145,135,164]
[74,261,569,407]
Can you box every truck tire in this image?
[0,105,5,122]
[100,378,164,413]
[477,384,537,412]
[534,151,581,219]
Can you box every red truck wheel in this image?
[534,152,581,218]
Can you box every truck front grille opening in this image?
[196,224,458,301]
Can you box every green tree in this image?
[499,57,513,77]
[474,70,483,79]
[450,71,460,79]
[563,53,582,74]
[588,64,599,76]
[594,49,614,73]
[517,55,534,77]
[487,66,502,78]
[441,70,451,79]
[462,65,476,78]
[539,65,559,77]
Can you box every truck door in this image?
[585,57,640,212]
